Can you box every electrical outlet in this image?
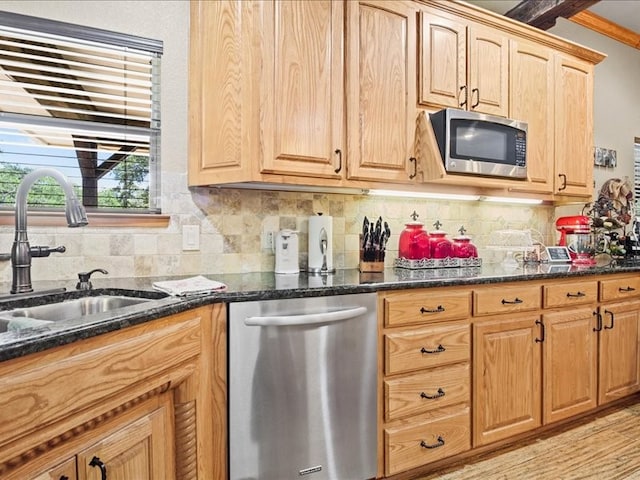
[182,225,200,251]
[262,231,274,251]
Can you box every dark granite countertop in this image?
[1,258,639,363]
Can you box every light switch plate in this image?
[182,225,200,251]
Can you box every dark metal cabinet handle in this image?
[501,298,523,305]
[420,305,445,314]
[535,319,545,343]
[334,149,342,174]
[558,173,567,191]
[420,388,445,399]
[60,477,69,480]
[421,436,445,449]
[604,309,615,330]
[409,157,417,179]
[471,88,479,108]
[459,85,468,107]
[566,291,586,298]
[593,311,603,332]
[619,286,636,292]
[89,456,107,480]
[421,344,446,354]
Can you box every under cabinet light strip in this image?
[367,190,480,201]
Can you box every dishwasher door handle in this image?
[244,306,368,327]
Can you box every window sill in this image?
[0,211,170,228]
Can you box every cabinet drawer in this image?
[385,363,470,421]
[600,277,640,302]
[384,290,471,327]
[543,280,598,308]
[385,323,470,375]
[473,284,541,316]
[385,406,470,476]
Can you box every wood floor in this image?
[417,400,640,480]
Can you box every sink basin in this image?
[0,295,153,332]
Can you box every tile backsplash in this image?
[0,188,556,283]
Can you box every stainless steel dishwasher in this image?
[229,293,377,480]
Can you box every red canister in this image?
[398,212,430,259]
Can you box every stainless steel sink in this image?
[0,295,153,332]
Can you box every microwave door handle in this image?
[244,306,368,327]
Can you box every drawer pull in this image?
[535,320,545,343]
[501,297,523,305]
[420,436,445,449]
[420,305,445,314]
[619,286,636,292]
[593,311,603,332]
[420,344,446,354]
[604,309,615,330]
[566,291,586,298]
[420,387,445,400]
[89,456,107,480]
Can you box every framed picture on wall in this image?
[594,146,617,168]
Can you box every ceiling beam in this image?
[504,0,600,30]
[570,10,640,50]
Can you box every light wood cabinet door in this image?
[384,289,471,327]
[473,284,541,317]
[346,0,417,183]
[418,9,507,116]
[509,39,554,194]
[599,276,640,302]
[259,0,345,179]
[31,458,76,480]
[419,10,466,109]
[598,301,640,404]
[77,402,173,480]
[542,307,598,424]
[473,315,542,446]
[467,25,508,116]
[554,54,594,197]
[189,0,255,185]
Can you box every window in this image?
[0,11,162,214]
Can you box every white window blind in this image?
[0,11,162,213]
[634,137,640,211]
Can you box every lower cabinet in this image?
[473,314,542,446]
[598,300,640,404]
[0,304,226,480]
[380,287,472,477]
[30,393,173,480]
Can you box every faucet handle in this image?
[76,268,108,291]
[30,245,66,257]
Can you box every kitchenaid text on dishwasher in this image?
[430,108,528,179]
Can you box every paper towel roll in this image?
[308,214,334,272]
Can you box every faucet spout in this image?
[11,168,88,294]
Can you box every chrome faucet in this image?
[11,168,88,294]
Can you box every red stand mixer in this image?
[555,215,596,264]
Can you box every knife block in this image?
[359,235,385,272]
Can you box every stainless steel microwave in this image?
[429,108,528,179]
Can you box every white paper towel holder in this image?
[308,212,335,275]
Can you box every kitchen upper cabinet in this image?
[554,54,595,198]
[346,0,418,183]
[419,8,508,117]
[258,0,345,179]
[508,39,554,194]
[189,0,255,185]
[473,315,542,446]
